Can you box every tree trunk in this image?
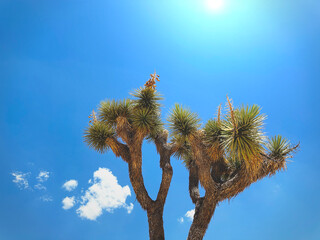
[128,144,153,210]
[147,206,165,240]
[187,195,217,240]
[128,140,172,240]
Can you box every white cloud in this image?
[12,172,30,189]
[34,183,46,190]
[40,195,53,202]
[178,217,184,223]
[185,209,195,220]
[76,168,133,221]
[178,209,195,223]
[126,203,134,214]
[62,180,78,192]
[62,196,75,210]
[37,171,50,182]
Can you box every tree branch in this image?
[187,193,217,240]
[106,137,131,163]
[128,142,153,210]
[189,132,217,192]
[115,117,132,145]
[155,130,173,205]
[218,154,288,201]
[189,163,200,204]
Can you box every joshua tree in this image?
[84,72,176,240]
[168,98,298,240]
[84,73,297,240]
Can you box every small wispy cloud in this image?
[34,183,46,191]
[76,168,133,221]
[126,203,134,214]
[40,195,53,202]
[62,180,78,192]
[12,168,53,205]
[62,196,76,210]
[178,209,195,223]
[185,209,195,220]
[37,171,50,182]
[11,172,30,189]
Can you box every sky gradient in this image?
[1,0,320,239]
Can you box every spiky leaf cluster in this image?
[204,119,222,143]
[204,119,224,161]
[167,104,201,166]
[220,104,266,167]
[131,87,163,137]
[132,109,162,133]
[267,135,292,160]
[85,83,165,153]
[84,121,115,153]
[98,99,133,126]
[172,135,193,167]
[167,104,200,138]
[131,87,162,111]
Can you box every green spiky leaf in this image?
[167,104,200,138]
[171,135,193,167]
[98,99,132,125]
[84,121,115,153]
[267,135,292,159]
[221,104,266,166]
[132,108,162,133]
[131,87,162,112]
[204,119,222,145]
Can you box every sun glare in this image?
[205,0,225,12]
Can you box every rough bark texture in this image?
[188,163,200,204]
[187,195,217,240]
[127,140,152,210]
[111,129,174,240]
[147,205,165,240]
[186,130,297,240]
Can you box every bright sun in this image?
[205,0,225,12]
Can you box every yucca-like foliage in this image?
[167,104,201,138]
[168,100,270,174]
[131,87,162,112]
[167,105,201,167]
[98,99,133,126]
[131,87,163,137]
[172,135,193,167]
[84,121,115,153]
[220,102,266,174]
[204,119,222,143]
[88,85,164,150]
[204,119,224,161]
[132,108,162,133]
[267,135,292,160]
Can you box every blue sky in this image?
[1,0,320,239]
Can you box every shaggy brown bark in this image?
[147,204,165,240]
[186,131,298,240]
[187,194,217,240]
[111,129,174,240]
[187,163,217,240]
[186,161,284,240]
[188,163,200,204]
